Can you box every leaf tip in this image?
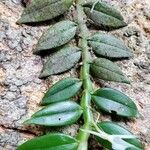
[122,21,128,27]
[23,119,31,125]
[16,19,23,25]
[122,76,131,84]
[32,48,39,55]
[124,79,131,84]
[40,99,47,106]
[39,71,49,79]
[135,111,140,118]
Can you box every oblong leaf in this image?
[34,20,77,54]
[24,101,83,126]
[90,58,130,83]
[83,2,127,30]
[96,121,142,150]
[41,77,82,105]
[17,0,73,24]
[92,88,138,117]
[39,45,81,78]
[17,133,78,150]
[88,33,132,58]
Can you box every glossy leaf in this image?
[24,101,83,126]
[41,77,82,105]
[17,133,78,150]
[34,20,77,54]
[96,121,142,150]
[90,58,130,83]
[39,45,81,78]
[17,0,73,24]
[92,88,138,117]
[83,1,127,30]
[88,33,132,58]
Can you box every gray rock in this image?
[14,96,27,109]
[9,85,19,92]
[0,129,21,148]
[124,26,141,37]
[0,51,12,62]
[3,91,17,101]
[0,100,26,127]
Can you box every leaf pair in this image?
[25,78,83,126]
[31,20,80,78]
[30,20,80,78]
[92,88,138,117]
[17,0,127,31]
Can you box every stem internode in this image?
[76,4,94,150]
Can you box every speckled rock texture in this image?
[0,0,149,149]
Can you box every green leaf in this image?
[83,1,127,30]
[17,0,73,24]
[24,101,83,126]
[96,121,142,150]
[90,58,130,83]
[34,20,77,54]
[41,77,82,105]
[39,45,81,78]
[17,133,78,150]
[88,33,132,58]
[92,88,138,117]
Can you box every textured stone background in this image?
[0,0,150,149]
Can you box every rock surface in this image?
[0,0,150,149]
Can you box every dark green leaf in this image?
[34,20,77,54]
[84,1,124,21]
[96,121,142,150]
[83,2,127,30]
[41,77,82,105]
[24,101,83,126]
[90,58,130,83]
[39,45,81,78]
[92,88,138,117]
[17,133,78,150]
[17,0,73,24]
[88,33,132,58]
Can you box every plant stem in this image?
[76,4,94,150]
